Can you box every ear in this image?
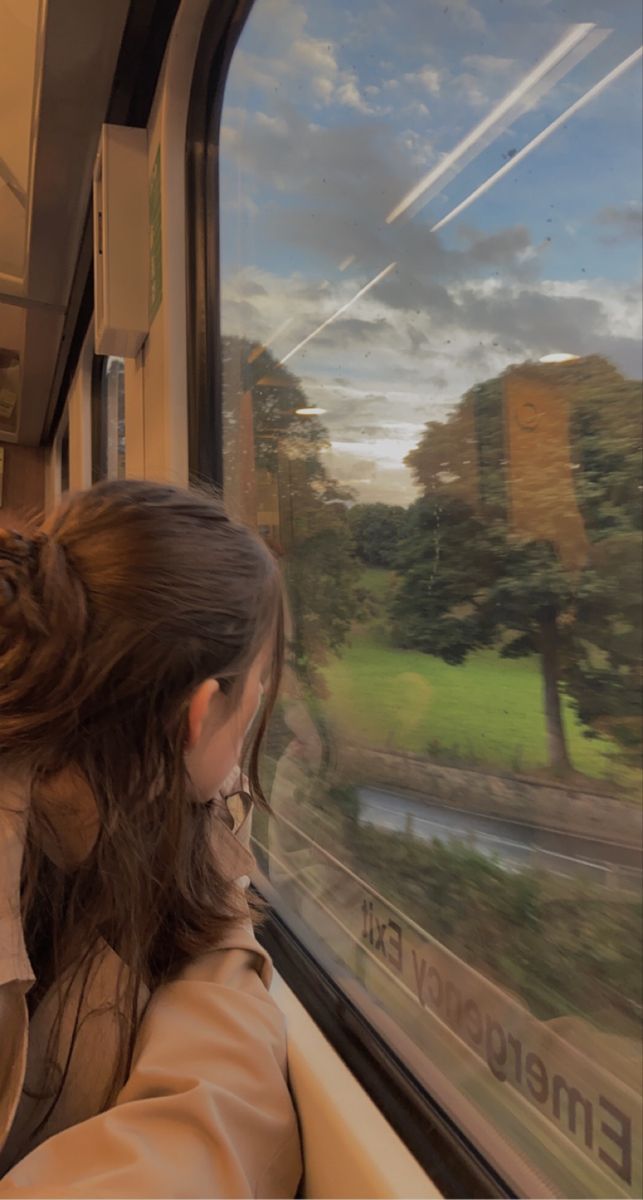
[186,678,221,750]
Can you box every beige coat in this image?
[0,784,302,1199]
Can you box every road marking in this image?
[359,801,614,873]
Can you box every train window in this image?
[91,355,126,482]
[218,3,642,1196]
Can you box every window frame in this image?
[186,0,256,487]
[185,4,513,1194]
[91,356,108,483]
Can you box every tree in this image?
[222,336,359,688]
[564,534,642,762]
[395,355,642,775]
[348,502,408,568]
[390,495,497,663]
[562,361,643,760]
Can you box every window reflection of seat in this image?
[91,356,125,482]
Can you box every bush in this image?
[282,781,641,1036]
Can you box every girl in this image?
[0,480,302,1198]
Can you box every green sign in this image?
[149,146,162,323]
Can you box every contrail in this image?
[431,46,643,233]
[279,261,397,366]
[386,23,599,225]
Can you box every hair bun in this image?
[0,529,48,636]
[0,525,90,759]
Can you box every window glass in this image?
[92,355,125,481]
[220,4,642,1195]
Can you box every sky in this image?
[219,0,643,504]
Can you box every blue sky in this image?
[220,0,642,503]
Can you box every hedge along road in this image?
[357,786,643,887]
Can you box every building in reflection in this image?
[407,353,643,573]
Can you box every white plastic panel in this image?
[270,971,441,1200]
[93,125,149,359]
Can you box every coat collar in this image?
[0,770,258,1169]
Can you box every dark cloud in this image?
[454,287,604,358]
[223,107,544,300]
[376,269,457,318]
[303,385,408,439]
[316,315,394,345]
[595,205,643,243]
[456,224,533,267]
[407,325,429,353]
[459,342,496,373]
[588,335,643,381]
[447,287,641,379]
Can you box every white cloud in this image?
[220,125,240,150]
[335,77,376,114]
[221,192,259,219]
[446,1,487,34]
[403,100,431,119]
[541,277,643,342]
[404,67,442,96]
[457,73,489,109]
[231,50,277,92]
[219,199,641,500]
[291,35,336,75]
[228,0,385,117]
[311,75,334,103]
[255,112,289,136]
[397,128,435,168]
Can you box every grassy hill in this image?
[320,568,634,784]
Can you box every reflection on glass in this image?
[220,2,642,1195]
[0,348,19,435]
[92,357,126,482]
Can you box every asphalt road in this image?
[357,786,642,886]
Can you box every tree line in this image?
[224,337,642,778]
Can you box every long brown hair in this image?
[0,479,284,1123]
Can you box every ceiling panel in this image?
[0,0,130,445]
[0,0,43,283]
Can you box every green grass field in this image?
[320,569,632,783]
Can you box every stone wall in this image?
[337,742,642,845]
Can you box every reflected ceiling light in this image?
[539,353,580,362]
[339,254,356,271]
[430,46,643,235]
[295,406,327,415]
[279,261,397,366]
[386,23,600,225]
